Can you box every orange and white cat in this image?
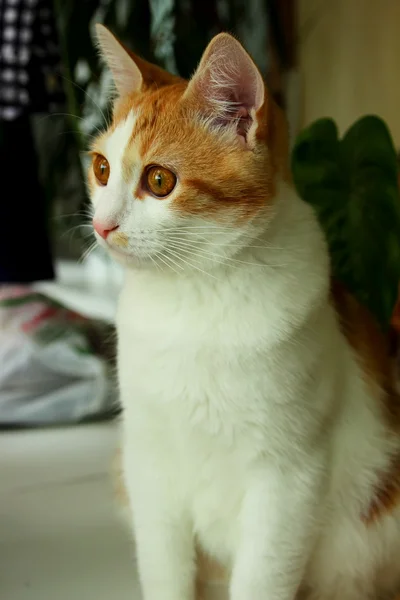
[90,25,400,600]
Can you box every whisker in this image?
[154,252,166,273]
[59,74,111,130]
[39,112,86,123]
[38,111,105,139]
[155,251,182,276]
[80,241,98,263]
[52,209,93,222]
[164,248,220,281]
[162,227,284,250]
[161,225,257,233]
[159,250,185,272]
[167,242,235,269]
[148,254,161,272]
[167,241,287,269]
[59,223,94,242]
[165,235,284,251]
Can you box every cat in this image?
[90,25,400,600]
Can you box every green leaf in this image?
[292,115,400,329]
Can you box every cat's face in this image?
[89,26,289,271]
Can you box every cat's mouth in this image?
[101,231,166,265]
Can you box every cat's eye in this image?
[145,165,177,198]
[93,154,110,186]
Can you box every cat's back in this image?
[331,279,400,426]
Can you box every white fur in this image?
[91,115,400,600]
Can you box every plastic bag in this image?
[0,286,117,426]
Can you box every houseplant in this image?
[291,115,400,331]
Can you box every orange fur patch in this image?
[196,550,227,584]
[362,453,400,525]
[332,281,400,523]
[112,447,130,509]
[332,280,400,425]
[110,231,129,248]
[256,93,292,184]
[195,550,228,600]
[100,61,290,223]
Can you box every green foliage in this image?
[291,116,400,330]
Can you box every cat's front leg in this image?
[124,457,195,600]
[230,459,325,600]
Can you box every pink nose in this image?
[93,219,119,240]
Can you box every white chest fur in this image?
[116,195,400,600]
[116,195,334,561]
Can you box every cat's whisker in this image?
[153,252,166,273]
[166,232,268,246]
[160,250,185,272]
[137,225,267,242]
[148,253,162,272]
[164,247,220,281]
[39,110,105,140]
[38,112,85,122]
[162,227,284,250]
[38,112,104,137]
[167,241,288,269]
[164,230,253,239]
[165,235,285,251]
[80,240,98,264]
[59,74,111,130]
[167,242,242,269]
[155,251,182,276]
[60,223,94,242]
[52,210,93,222]
[162,225,255,232]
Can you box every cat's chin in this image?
[107,247,157,269]
[93,236,147,267]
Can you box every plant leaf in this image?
[291,115,400,329]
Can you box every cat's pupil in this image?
[155,173,162,187]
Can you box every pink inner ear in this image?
[199,62,261,110]
[231,66,262,109]
[210,107,253,147]
[191,35,264,143]
[236,107,252,143]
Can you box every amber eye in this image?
[93,154,110,186]
[145,166,177,198]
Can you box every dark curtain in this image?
[0,117,54,282]
[0,0,65,282]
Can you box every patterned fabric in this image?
[0,0,65,121]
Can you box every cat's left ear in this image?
[185,33,265,147]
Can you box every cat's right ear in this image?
[184,33,266,148]
[95,24,143,96]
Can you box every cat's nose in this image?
[93,219,119,240]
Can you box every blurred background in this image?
[1,1,400,598]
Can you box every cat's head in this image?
[89,25,289,271]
